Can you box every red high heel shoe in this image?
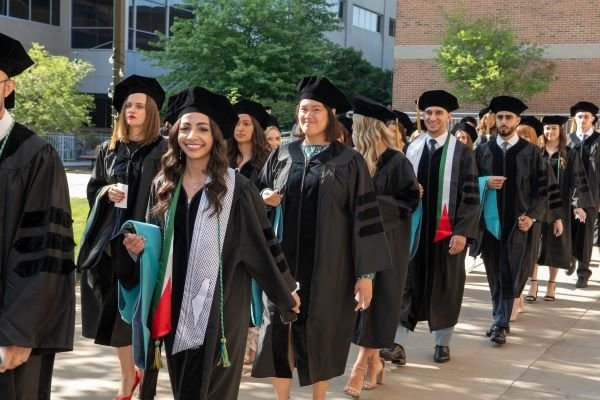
[114,370,141,400]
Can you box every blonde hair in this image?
[352,114,398,176]
[515,124,538,145]
[109,95,161,150]
[478,111,497,136]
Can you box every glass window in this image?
[72,0,113,28]
[136,0,166,34]
[388,18,395,37]
[352,5,381,33]
[135,31,159,51]
[168,1,192,29]
[9,0,28,19]
[0,0,7,16]
[71,27,113,49]
[32,0,50,24]
[51,0,59,25]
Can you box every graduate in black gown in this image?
[567,101,600,288]
[228,99,271,183]
[123,86,299,400]
[530,116,593,301]
[252,77,392,400]
[0,33,75,400]
[343,95,419,398]
[388,90,480,366]
[476,96,552,346]
[77,75,167,399]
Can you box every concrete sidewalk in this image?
[51,259,600,399]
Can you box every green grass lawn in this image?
[71,197,89,254]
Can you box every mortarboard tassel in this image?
[217,337,231,368]
[570,118,577,133]
[216,214,231,368]
[416,103,422,133]
[153,340,163,369]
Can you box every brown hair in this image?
[478,111,497,137]
[386,120,406,151]
[227,115,270,171]
[352,114,398,176]
[109,94,161,150]
[455,130,474,150]
[515,125,539,145]
[151,117,229,217]
[293,102,338,142]
[538,124,568,169]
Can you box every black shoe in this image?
[433,345,450,363]
[380,343,406,365]
[566,258,576,276]
[490,326,507,345]
[575,277,588,288]
[486,324,510,337]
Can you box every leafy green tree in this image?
[147,0,392,128]
[12,43,95,133]
[435,12,556,106]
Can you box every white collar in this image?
[496,133,520,149]
[0,110,14,141]
[426,131,448,148]
[577,127,594,137]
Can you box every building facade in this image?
[393,0,600,114]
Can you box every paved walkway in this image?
[57,173,600,399]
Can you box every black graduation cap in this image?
[488,96,528,115]
[391,110,413,133]
[112,74,165,112]
[541,115,569,126]
[570,101,599,117]
[416,90,459,112]
[352,94,395,123]
[519,116,543,137]
[297,76,352,113]
[265,114,280,129]
[478,107,491,119]
[232,99,270,129]
[0,33,34,109]
[165,86,237,139]
[452,122,478,143]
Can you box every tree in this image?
[435,12,556,106]
[12,43,95,134]
[146,0,392,128]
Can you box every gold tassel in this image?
[153,340,163,369]
[217,337,231,368]
[570,118,577,133]
[416,103,422,133]
[485,111,491,135]
[395,118,402,148]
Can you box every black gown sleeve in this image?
[452,147,480,238]
[238,180,297,311]
[546,164,563,222]
[376,155,420,220]
[569,149,594,209]
[0,145,75,351]
[526,148,550,222]
[350,154,392,277]
[87,142,111,206]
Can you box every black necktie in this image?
[429,138,437,154]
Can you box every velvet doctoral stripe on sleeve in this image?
[0,125,75,352]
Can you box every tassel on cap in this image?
[416,103,422,133]
[571,118,577,133]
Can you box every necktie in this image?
[429,138,437,154]
[501,141,509,153]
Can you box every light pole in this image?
[111,0,127,125]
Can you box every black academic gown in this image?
[476,138,549,300]
[539,148,594,268]
[353,149,420,348]
[252,140,392,386]
[142,173,297,400]
[79,137,167,346]
[0,124,75,397]
[568,132,600,268]
[400,139,480,332]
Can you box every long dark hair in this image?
[152,117,229,217]
[227,115,270,171]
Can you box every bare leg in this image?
[343,346,370,396]
[116,345,137,396]
[544,266,559,300]
[272,378,292,400]
[313,380,330,400]
[510,297,521,322]
[525,265,539,302]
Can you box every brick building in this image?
[393,0,600,114]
